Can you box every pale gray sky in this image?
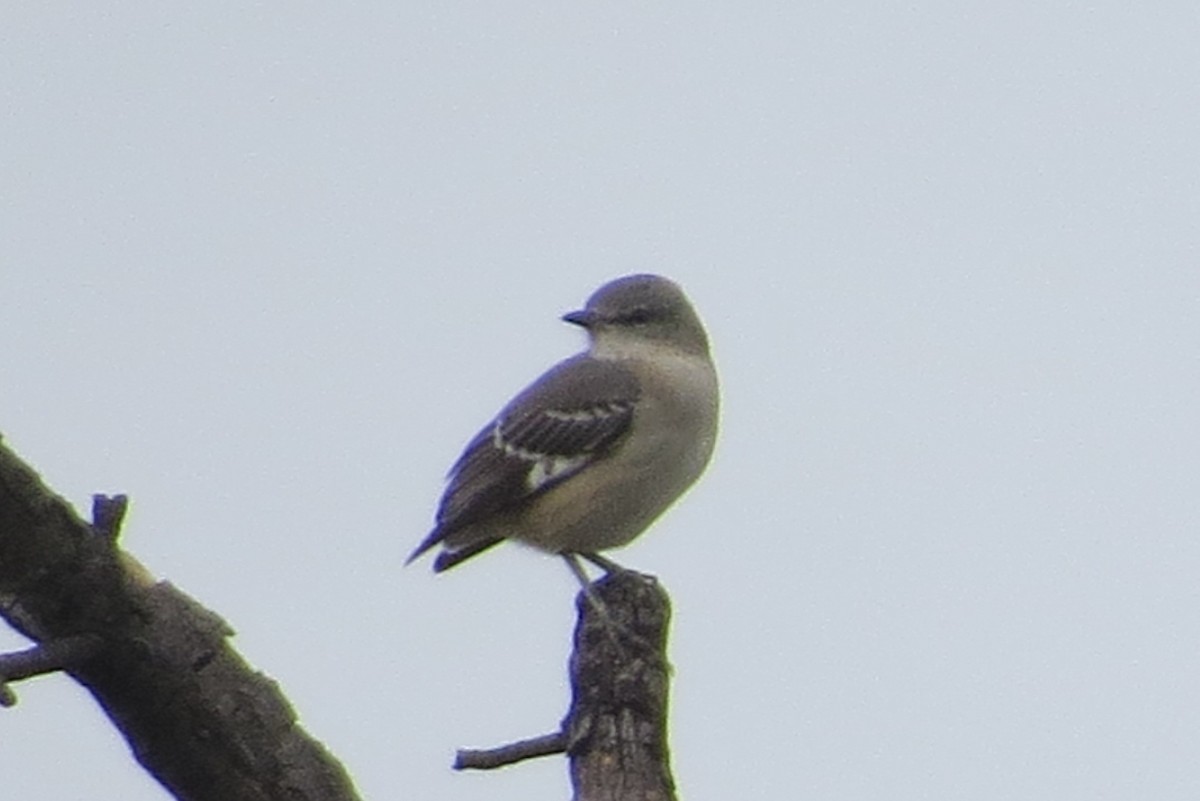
[3,4,1199,800]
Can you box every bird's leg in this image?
[563,553,606,608]
[562,554,662,660]
[579,552,627,574]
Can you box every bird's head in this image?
[563,274,710,358]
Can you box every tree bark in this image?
[453,569,678,799]
[0,437,361,801]
[565,572,677,801]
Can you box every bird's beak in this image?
[562,309,594,327]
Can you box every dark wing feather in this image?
[432,536,504,572]
[408,355,639,564]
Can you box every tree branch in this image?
[450,569,678,801]
[565,570,677,801]
[0,634,104,706]
[455,732,568,770]
[0,438,361,801]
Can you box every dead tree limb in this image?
[0,437,361,801]
[457,569,678,801]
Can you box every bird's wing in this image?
[408,354,640,563]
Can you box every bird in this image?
[406,274,719,582]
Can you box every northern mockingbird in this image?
[407,274,719,579]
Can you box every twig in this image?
[454,731,568,770]
[91,493,129,542]
[0,634,104,707]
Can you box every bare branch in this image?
[445,568,678,800]
[565,570,677,801]
[0,634,104,706]
[0,439,362,801]
[454,732,568,770]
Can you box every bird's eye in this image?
[621,307,654,325]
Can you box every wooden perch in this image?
[0,438,360,801]
[456,569,678,801]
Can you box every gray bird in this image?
[407,274,719,579]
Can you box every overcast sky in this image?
[3,4,1198,800]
